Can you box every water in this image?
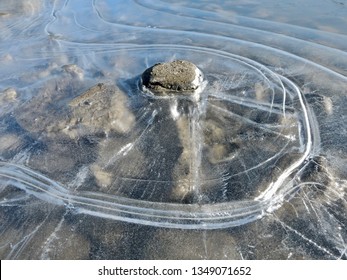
[0,0,347,259]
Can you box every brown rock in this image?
[141,60,204,95]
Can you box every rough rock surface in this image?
[141,60,203,95]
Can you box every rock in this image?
[62,64,84,80]
[141,60,204,96]
[91,164,113,188]
[16,81,135,139]
[0,88,17,102]
[0,87,18,117]
[68,83,135,136]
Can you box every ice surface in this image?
[0,0,347,259]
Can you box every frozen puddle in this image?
[0,0,347,259]
[0,47,316,229]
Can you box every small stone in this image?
[91,164,112,188]
[0,88,17,103]
[323,96,333,115]
[0,12,9,17]
[141,60,204,96]
[68,83,135,135]
[62,64,84,80]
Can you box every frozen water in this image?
[0,0,347,259]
